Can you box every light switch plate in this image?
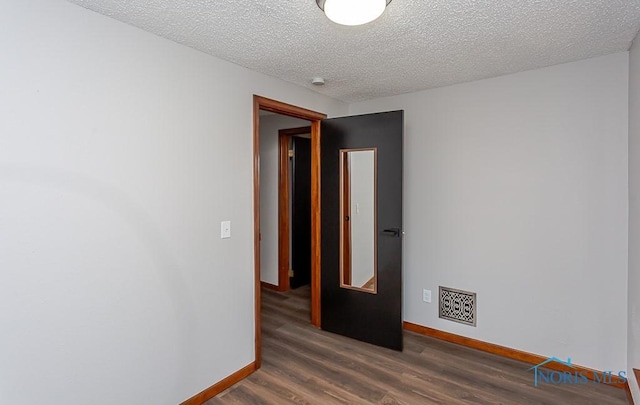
[221,221,231,239]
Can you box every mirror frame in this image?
[339,147,378,294]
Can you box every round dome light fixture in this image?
[316,0,392,26]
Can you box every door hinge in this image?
[288,268,294,277]
[288,149,294,158]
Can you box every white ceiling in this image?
[67,0,640,102]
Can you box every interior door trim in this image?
[253,95,326,369]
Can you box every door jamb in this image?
[278,126,312,292]
[253,95,325,369]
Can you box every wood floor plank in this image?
[205,285,627,405]
[261,356,370,405]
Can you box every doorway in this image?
[253,96,325,368]
[254,97,404,366]
[277,126,313,291]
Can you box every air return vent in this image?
[439,286,476,326]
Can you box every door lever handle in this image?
[381,228,401,237]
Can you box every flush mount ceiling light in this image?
[316,0,392,26]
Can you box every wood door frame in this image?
[253,95,325,369]
[278,126,312,292]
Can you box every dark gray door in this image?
[320,111,403,351]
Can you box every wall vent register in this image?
[439,286,476,327]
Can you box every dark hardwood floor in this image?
[206,286,627,405]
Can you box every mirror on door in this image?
[339,148,377,293]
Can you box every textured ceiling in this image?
[67,0,640,102]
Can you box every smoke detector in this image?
[311,77,325,86]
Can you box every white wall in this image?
[0,1,347,404]
[629,33,640,402]
[350,53,629,373]
[259,114,309,285]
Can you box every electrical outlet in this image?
[221,221,231,239]
[423,289,432,303]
